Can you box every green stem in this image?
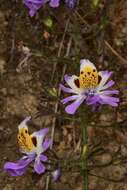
[82,121,88,190]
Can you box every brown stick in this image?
[105,40,127,65]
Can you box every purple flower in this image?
[23,0,44,17]
[23,0,60,17]
[52,168,61,181]
[65,0,77,9]
[4,117,52,176]
[60,59,119,114]
[49,0,60,7]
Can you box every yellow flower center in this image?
[79,66,99,88]
[17,128,37,152]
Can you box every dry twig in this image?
[105,40,127,65]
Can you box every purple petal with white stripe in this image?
[4,156,34,176]
[59,84,74,93]
[40,154,48,162]
[34,158,45,174]
[102,90,119,95]
[99,95,119,106]
[42,138,52,151]
[86,95,100,105]
[65,97,85,114]
[101,80,115,90]
[61,95,79,104]
[34,127,49,137]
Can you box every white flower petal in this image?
[64,74,83,94]
[97,71,113,90]
[80,59,96,72]
[18,116,31,130]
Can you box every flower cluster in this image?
[3,59,120,183]
[60,59,119,114]
[23,0,76,17]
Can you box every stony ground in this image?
[0,0,127,190]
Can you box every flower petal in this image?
[98,71,113,89]
[31,128,49,152]
[61,95,79,104]
[34,159,45,174]
[65,0,76,9]
[87,93,119,107]
[42,138,52,151]
[80,59,96,72]
[23,0,43,17]
[4,156,33,176]
[86,95,100,105]
[49,0,60,7]
[100,80,115,90]
[31,128,50,155]
[101,90,119,95]
[65,97,85,114]
[18,116,31,130]
[59,84,74,93]
[64,75,82,94]
[33,127,49,136]
[99,95,119,106]
[52,168,61,181]
[29,9,36,17]
[40,154,48,162]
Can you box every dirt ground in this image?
[1,0,127,190]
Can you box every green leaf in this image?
[92,0,100,7]
[47,88,57,97]
[43,17,53,28]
